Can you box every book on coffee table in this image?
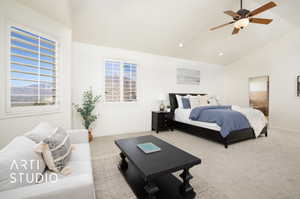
[137,142,161,154]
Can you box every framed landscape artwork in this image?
[297,76,300,97]
[176,68,200,85]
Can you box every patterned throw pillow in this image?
[208,96,219,105]
[35,127,72,175]
[200,95,209,106]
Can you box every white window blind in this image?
[123,63,137,101]
[105,61,121,102]
[105,60,137,102]
[10,26,57,107]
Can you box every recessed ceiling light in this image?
[179,43,184,48]
[218,52,224,56]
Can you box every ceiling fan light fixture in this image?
[209,1,277,35]
[234,18,249,29]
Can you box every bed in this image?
[169,93,268,148]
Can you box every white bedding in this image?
[232,105,267,137]
[174,108,221,131]
[174,106,267,137]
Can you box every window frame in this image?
[5,22,61,117]
[104,59,138,103]
[123,62,137,102]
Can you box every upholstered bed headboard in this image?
[168,93,207,118]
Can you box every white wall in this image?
[72,42,225,137]
[224,27,300,132]
[0,0,72,148]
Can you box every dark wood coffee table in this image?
[115,135,201,199]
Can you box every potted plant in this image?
[73,88,101,142]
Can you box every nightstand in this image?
[151,111,173,133]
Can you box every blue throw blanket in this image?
[189,106,250,138]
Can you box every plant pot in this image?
[88,129,93,142]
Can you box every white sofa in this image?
[0,129,96,199]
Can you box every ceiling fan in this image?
[210,0,277,35]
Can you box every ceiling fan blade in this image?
[250,18,273,24]
[210,21,234,31]
[224,10,240,18]
[248,1,277,17]
[232,27,240,35]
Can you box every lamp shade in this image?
[158,94,165,101]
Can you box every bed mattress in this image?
[174,108,221,131]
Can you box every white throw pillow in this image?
[25,122,55,143]
[189,95,202,108]
[0,136,46,192]
[176,95,183,108]
[35,127,72,175]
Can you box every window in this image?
[105,61,121,102]
[9,26,57,108]
[105,60,137,102]
[123,63,137,101]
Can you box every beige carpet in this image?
[90,129,300,199]
[92,154,228,199]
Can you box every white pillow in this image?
[176,95,183,108]
[25,122,55,143]
[0,136,46,192]
[188,95,202,108]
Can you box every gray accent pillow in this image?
[36,127,72,174]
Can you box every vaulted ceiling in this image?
[18,0,300,65]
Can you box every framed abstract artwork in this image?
[297,76,300,97]
[176,68,200,85]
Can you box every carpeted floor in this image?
[90,129,300,199]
